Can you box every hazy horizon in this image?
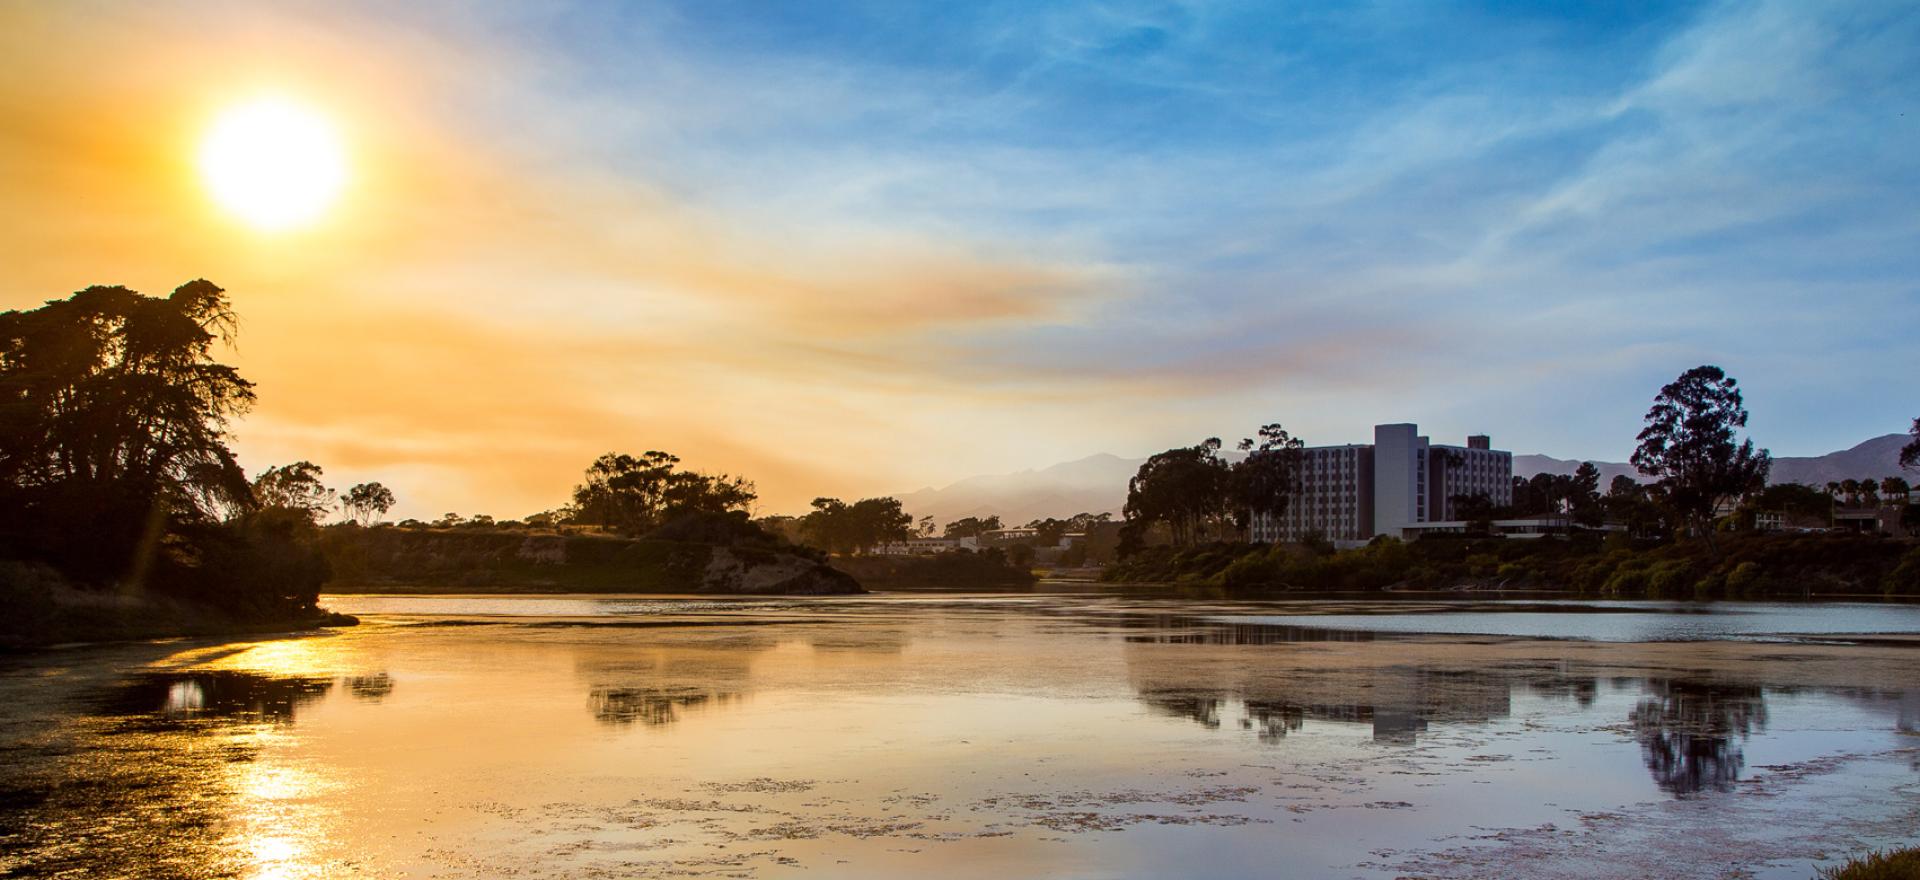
[4,0,1916,521]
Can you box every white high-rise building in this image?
[1248,423,1512,547]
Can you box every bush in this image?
[1884,548,1920,596]
[1725,561,1764,594]
[1816,847,1920,879]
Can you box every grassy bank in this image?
[1105,532,1920,598]
[831,552,1038,590]
[318,526,861,594]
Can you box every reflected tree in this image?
[1629,680,1767,797]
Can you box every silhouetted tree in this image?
[1569,462,1604,527]
[0,281,327,617]
[1604,475,1668,538]
[1231,423,1305,532]
[1631,366,1770,556]
[1902,418,1920,473]
[570,451,755,537]
[942,515,1002,539]
[1124,438,1231,547]
[339,482,396,526]
[799,496,912,554]
[1,282,261,580]
[252,462,335,523]
[1880,476,1910,501]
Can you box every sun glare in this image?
[199,96,347,231]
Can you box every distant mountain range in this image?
[895,434,1913,526]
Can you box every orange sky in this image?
[9,2,1915,520]
[0,3,1155,519]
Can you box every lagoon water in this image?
[2,592,1917,879]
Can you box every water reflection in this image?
[1630,681,1768,797]
[1130,653,1514,746]
[572,637,767,729]
[590,686,741,726]
[345,673,394,701]
[99,670,335,727]
[1120,614,1376,645]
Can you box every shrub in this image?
[1816,847,1920,879]
[1725,561,1764,594]
[1884,548,1920,596]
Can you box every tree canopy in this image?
[1902,417,1920,474]
[253,461,335,523]
[1124,438,1233,548]
[0,282,326,617]
[1230,424,1305,528]
[342,482,396,526]
[800,496,913,555]
[1,281,254,527]
[942,515,1002,539]
[1631,365,1770,551]
[569,451,756,537]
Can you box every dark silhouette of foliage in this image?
[569,451,755,537]
[800,496,913,555]
[1631,366,1770,555]
[1231,424,1305,529]
[253,461,335,523]
[1124,438,1232,548]
[341,481,396,526]
[1568,462,1604,527]
[942,515,1002,539]
[1901,418,1920,473]
[0,281,328,624]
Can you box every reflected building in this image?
[344,673,394,701]
[1126,643,1513,745]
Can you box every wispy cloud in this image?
[3,0,1915,516]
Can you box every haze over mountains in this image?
[896,435,1913,526]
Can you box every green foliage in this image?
[1725,561,1763,592]
[1105,530,1912,599]
[1884,547,1920,596]
[1817,847,1920,880]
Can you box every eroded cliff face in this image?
[320,529,863,594]
[700,547,863,595]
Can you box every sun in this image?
[199,96,347,231]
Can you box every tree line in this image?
[1119,365,1920,559]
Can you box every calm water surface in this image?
[1,593,1916,879]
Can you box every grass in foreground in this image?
[1817,847,1920,879]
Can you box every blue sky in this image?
[4,0,1917,515]
[524,0,1919,453]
